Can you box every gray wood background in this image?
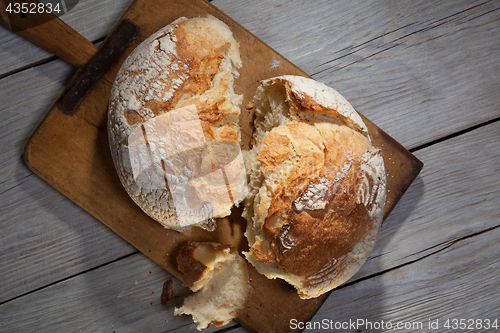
[0,0,499,332]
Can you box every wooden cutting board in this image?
[23,0,423,332]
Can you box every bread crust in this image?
[177,241,233,289]
[108,16,245,231]
[243,76,386,299]
[175,242,252,330]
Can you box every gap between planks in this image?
[0,250,139,307]
[409,116,500,153]
[0,37,106,81]
[310,0,500,76]
[335,224,500,293]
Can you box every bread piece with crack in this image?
[108,16,246,231]
[243,75,386,299]
[174,242,252,330]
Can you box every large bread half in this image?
[108,16,247,231]
[243,75,386,299]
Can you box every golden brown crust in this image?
[257,132,293,174]
[276,164,372,277]
[177,242,234,288]
[122,22,230,127]
[177,242,208,288]
[256,124,373,276]
[284,80,368,135]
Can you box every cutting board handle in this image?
[0,0,96,67]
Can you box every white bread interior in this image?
[174,242,252,330]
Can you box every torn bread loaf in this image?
[108,16,246,231]
[174,242,252,330]
[243,75,386,299]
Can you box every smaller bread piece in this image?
[108,16,246,231]
[243,75,386,299]
[174,242,252,330]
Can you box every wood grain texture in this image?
[0,60,136,304]
[188,121,500,333]
[0,0,134,77]
[212,0,500,150]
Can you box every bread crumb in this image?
[161,280,174,306]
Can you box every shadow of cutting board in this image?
[23,0,423,332]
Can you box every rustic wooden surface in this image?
[0,0,499,332]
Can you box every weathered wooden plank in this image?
[0,60,136,304]
[0,251,240,333]
[306,226,500,332]
[212,0,500,149]
[0,0,134,77]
